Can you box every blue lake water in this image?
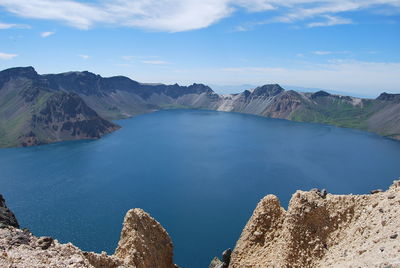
[1,109,400,267]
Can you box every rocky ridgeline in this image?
[0,199,176,267]
[1,66,400,148]
[1,180,400,267]
[225,180,400,268]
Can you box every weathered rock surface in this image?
[209,257,224,268]
[0,194,19,228]
[115,208,175,268]
[229,180,400,268]
[0,196,175,267]
[209,248,232,268]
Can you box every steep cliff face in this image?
[229,180,400,268]
[0,67,120,147]
[217,84,290,115]
[0,197,175,268]
[367,93,400,139]
[30,92,120,145]
[0,195,19,228]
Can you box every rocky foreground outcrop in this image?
[2,181,400,268]
[115,208,174,268]
[0,199,175,268]
[227,180,400,268]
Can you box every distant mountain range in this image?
[0,66,399,147]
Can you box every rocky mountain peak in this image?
[252,84,284,97]
[0,66,38,79]
[376,92,400,102]
[188,83,214,93]
[311,90,331,99]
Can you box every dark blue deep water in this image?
[1,110,400,267]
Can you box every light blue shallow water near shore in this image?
[1,109,400,267]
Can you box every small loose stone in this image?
[389,233,398,239]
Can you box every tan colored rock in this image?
[115,208,175,268]
[230,180,400,268]
[0,201,175,268]
[0,227,123,268]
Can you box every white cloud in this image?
[238,1,399,30]
[0,0,398,32]
[40,31,55,37]
[0,0,108,30]
[313,51,332,55]
[0,52,17,59]
[307,15,353,27]
[0,22,30,29]
[142,60,169,65]
[78,54,90,60]
[232,0,274,12]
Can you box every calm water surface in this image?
[1,110,400,267]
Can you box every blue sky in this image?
[0,0,399,96]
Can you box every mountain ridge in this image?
[0,66,399,147]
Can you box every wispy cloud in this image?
[236,1,399,31]
[142,60,169,65]
[0,0,398,32]
[78,54,90,60]
[313,51,332,55]
[40,31,55,37]
[307,15,353,28]
[0,21,30,29]
[219,60,400,95]
[115,63,131,67]
[312,50,350,56]
[0,52,18,60]
[40,32,55,38]
[121,56,134,61]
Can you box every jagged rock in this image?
[229,180,400,268]
[209,257,224,268]
[0,194,19,228]
[0,195,176,268]
[376,92,400,102]
[371,189,383,194]
[115,208,175,268]
[222,248,232,267]
[252,84,284,97]
[209,248,232,268]
[36,236,54,250]
[319,189,328,198]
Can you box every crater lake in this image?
[1,109,400,268]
